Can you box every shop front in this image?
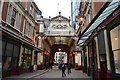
[74,52,82,70]
[2,35,20,77]
[19,46,33,73]
[106,14,120,79]
[2,32,36,77]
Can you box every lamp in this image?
[78,16,85,22]
[71,7,85,29]
[58,48,61,52]
[76,14,85,22]
[38,36,41,40]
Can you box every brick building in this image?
[76,0,120,79]
[1,0,42,77]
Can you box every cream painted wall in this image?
[75,53,81,65]
[37,53,43,65]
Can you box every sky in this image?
[34,0,71,18]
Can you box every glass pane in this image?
[5,43,13,56]
[10,18,15,26]
[12,58,18,68]
[2,41,5,56]
[12,9,17,18]
[3,57,11,70]
[29,49,31,54]
[22,55,31,69]
[110,25,120,74]
[25,48,28,54]
[30,5,33,13]
[13,45,19,57]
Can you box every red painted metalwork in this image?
[37,64,43,70]
[106,70,112,80]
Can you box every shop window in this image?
[21,48,32,69]
[110,25,120,74]
[2,41,6,55]
[3,57,11,70]
[2,41,20,71]
[12,45,19,68]
[5,43,13,56]
[13,45,19,57]
[12,58,18,68]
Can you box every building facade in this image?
[76,0,120,79]
[71,0,80,30]
[1,0,42,77]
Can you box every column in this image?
[82,50,85,73]
[86,46,90,76]
[18,45,23,75]
[104,29,112,79]
[95,36,101,79]
[30,50,34,72]
[37,53,41,70]
[95,37,100,69]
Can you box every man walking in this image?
[67,63,72,74]
[61,63,66,77]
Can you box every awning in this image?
[77,0,120,48]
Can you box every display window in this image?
[110,25,120,74]
[2,41,20,71]
[21,47,32,69]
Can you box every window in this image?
[3,57,11,70]
[5,43,13,56]
[10,8,17,26]
[2,41,20,71]
[28,24,31,37]
[7,4,12,23]
[21,48,32,69]
[7,4,21,30]
[110,25,120,74]
[2,41,6,55]
[30,5,33,15]
[16,13,21,30]
[25,23,33,38]
[12,45,19,68]
[13,45,19,57]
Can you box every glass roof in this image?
[78,0,120,46]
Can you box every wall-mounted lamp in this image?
[78,16,85,22]
[58,48,61,52]
[38,36,41,40]
[76,15,85,22]
[115,37,118,41]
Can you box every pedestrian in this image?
[61,63,66,77]
[67,63,72,74]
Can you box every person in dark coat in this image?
[61,63,66,77]
[67,63,72,74]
